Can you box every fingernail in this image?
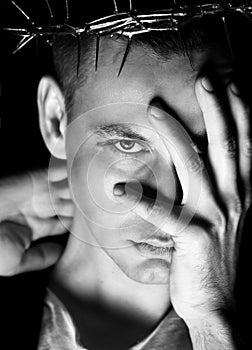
[201,77,214,92]
[229,83,240,96]
[113,183,125,196]
[148,105,167,120]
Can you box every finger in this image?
[27,215,73,240]
[195,77,238,198]
[49,178,72,200]
[0,173,32,210]
[0,220,32,251]
[0,221,32,276]
[147,104,216,216]
[228,83,252,206]
[30,198,74,219]
[114,183,193,236]
[17,242,64,274]
[51,199,74,217]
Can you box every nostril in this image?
[113,183,126,196]
[114,181,158,200]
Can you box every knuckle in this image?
[222,136,237,157]
[186,154,204,173]
[212,209,226,228]
[242,138,252,157]
[228,196,243,215]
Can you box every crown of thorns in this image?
[3,0,252,76]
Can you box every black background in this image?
[0,0,252,349]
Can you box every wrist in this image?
[185,310,242,350]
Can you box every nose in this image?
[114,175,183,206]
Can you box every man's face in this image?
[65,37,229,284]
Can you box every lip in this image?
[139,238,175,248]
[130,239,175,258]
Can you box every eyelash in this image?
[105,139,151,155]
[101,138,206,159]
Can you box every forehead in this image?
[71,38,230,130]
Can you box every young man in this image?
[1,3,251,349]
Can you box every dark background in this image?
[0,0,252,349]
[0,3,54,349]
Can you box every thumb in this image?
[17,242,64,274]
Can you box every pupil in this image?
[120,140,135,150]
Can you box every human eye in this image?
[111,139,149,154]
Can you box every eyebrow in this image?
[93,124,149,142]
[93,123,207,151]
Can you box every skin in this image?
[0,161,73,275]
[1,35,250,348]
[38,35,251,349]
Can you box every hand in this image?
[0,158,74,276]
[114,77,251,324]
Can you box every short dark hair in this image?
[52,33,96,118]
[51,14,245,119]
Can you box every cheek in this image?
[67,126,178,232]
[67,143,139,228]
[70,149,148,211]
[68,145,113,219]
[68,144,163,226]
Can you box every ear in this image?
[37,76,67,159]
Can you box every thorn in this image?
[11,1,34,25]
[238,9,252,22]
[35,34,39,57]
[129,0,133,12]
[65,0,70,21]
[13,35,35,54]
[76,34,81,77]
[221,16,234,62]
[113,0,118,13]
[3,28,28,34]
[117,35,132,78]
[44,0,54,18]
[130,13,147,31]
[64,23,78,34]
[177,26,193,68]
[95,35,100,71]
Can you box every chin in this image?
[109,249,171,285]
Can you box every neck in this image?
[48,214,171,347]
